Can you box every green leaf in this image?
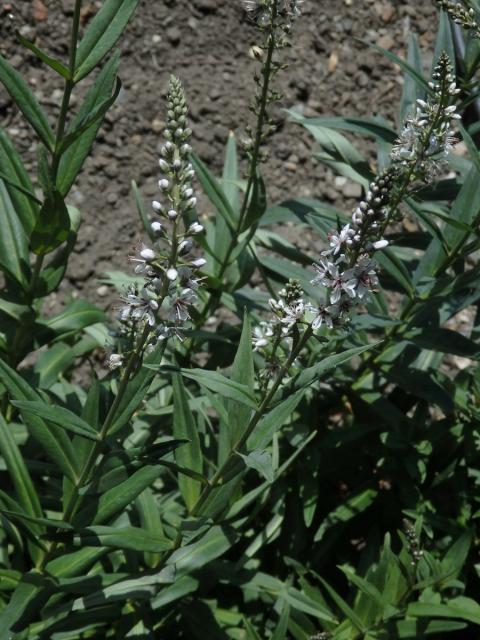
[173,373,203,511]
[75,0,140,81]
[315,574,366,632]
[222,314,255,458]
[400,35,424,123]
[295,343,379,390]
[432,9,456,70]
[136,487,164,567]
[50,525,172,553]
[34,342,76,388]
[190,153,237,231]
[110,341,167,435]
[58,78,122,153]
[74,465,165,527]
[242,169,267,230]
[238,449,274,483]
[0,127,38,233]
[0,179,30,287]
[376,248,415,297]
[314,488,378,542]
[132,179,155,241]
[288,112,397,144]
[222,131,240,211]
[178,368,258,409]
[41,299,106,335]
[16,32,70,79]
[0,360,80,482]
[248,388,305,451]
[405,328,480,358]
[0,415,43,523]
[0,572,53,639]
[168,525,238,577]
[366,40,432,96]
[11,401,100,442]
[58,52,120,196]
[0,53,54,149]
[30,190,71,255]
[408,597,480,625]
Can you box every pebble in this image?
[96,285,110,298]
[377,34,395,50]
[343,182,363,198]
[166,27,181,45]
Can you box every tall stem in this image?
[193,2,279,331]
[155,325,312,571]
[51,0,82,181]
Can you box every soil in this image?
[0,0,439,312]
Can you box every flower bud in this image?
[140,248,156,261]
[167,268,178,281]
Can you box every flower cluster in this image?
[435,1,480,38]
[242,0,304,162]
[243,0,304,27]
[253,279,311,351]
[108,77,204,369]
[391,52,460,180]
[253,53,461,356]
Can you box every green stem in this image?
[155,325,312,572]
[38,324,158,570]
[192,2,279,332]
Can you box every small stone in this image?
[380,3,396,22]
[343,182,363,198]
[151,118,165,133]
[96,285,109,298]
[377,34,395,50]
[166,27,181,45]
[193,0,218,11]
[152,34,162,44]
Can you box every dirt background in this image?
[1,0,439,309]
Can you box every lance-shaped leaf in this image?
[58,52,120,196]
[0,53,54,149]
[190,153,237,231]
[173,373,203,511]
[11,401,99,442]
[30,190,71,255]
[0,359,80,482]
[39,299,105,336]
[295,343,379,390]
[58,78,122,153]
[0,180,30,288]
[0,128,38,233]
[0,414,43,522]
[47,525,172,553]
[74,0,140,81]
[73,465,165,527]
[179,369,257,410]
[16,32,70,79]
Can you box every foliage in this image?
[0,1,479,638]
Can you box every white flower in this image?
[168,288,197,323]
[252,322,274,351]
[119,287,159,327]
[167,268,178,281]
[108,353,124,370]
[188,222,204,234]
[325,224,354,255]
[130,244,156,275]
[311,305,335,330]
